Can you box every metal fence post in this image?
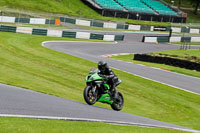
[102,10,104,16]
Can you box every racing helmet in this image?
[98,61,108,72]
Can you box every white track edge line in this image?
[36,41,198,132]
[102,53,200,80]
[42,41,200,95]
[0,114,199,133]
[41,41,117,47]
[113,58,200,80]
[112,67,200,95]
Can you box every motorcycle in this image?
[83,68,124,111]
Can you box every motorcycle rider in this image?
[97,61,119,99]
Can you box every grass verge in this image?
[0,32,200,130]
[0,0,177,27]
[0,22,72,29]
[1,0,200,27]
[172,42,200,45]
[150,49,200,62]
[0,117,189,133]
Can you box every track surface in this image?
[1,32,200,132]
[0,83,198,132]
[43,33,200,95]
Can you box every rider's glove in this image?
[99,74,106,78]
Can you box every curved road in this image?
[0,32,200,132]
[43,33,200,95]
[0,83,198,132]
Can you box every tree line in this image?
[178,0,200,14]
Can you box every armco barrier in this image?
[134,54,200,71]
[32,29,47,36]
[190,29,199,34]
[128,25,141,30]
[103,23,117,29]
[157,36,169,43]
[181,37,191,42]
[76,19,91,26]
[90,33,104,40]
[91,21,104,27]
[0,25,16,32]
[143,37,157,43]
[16,27,33,34]
[0,25,124,41]
[30,18,46,24]
[76,32,91,39]
[0,16,58,25]
[181,27,190,33]
[191,37,200,42]
[59,16,200,34]
[62,31,77,38]
[45,19,56,25]
[142,36,200,43]
[0,16,15,23]
[0,15,200,34]
[47,29,62,37]
[103,35,115,41]
[140,25,151,31]
[115,35,124,41]
[60,17,76,24]
[142,36,169,43]
[15,18,30,23]
[170,37,181,42]
[117,24,128,29]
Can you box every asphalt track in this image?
[43,33,200,95]
[0,84,199,132]
[1,32,200,132]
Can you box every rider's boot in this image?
[110,86,118,99]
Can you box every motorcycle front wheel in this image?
[111,91,124,111]
[83,86,98,105]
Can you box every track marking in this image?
[103,53,200,80]
[0,41,194,131]
[112,65,200,96]
[42,41,118,47]
[42,41,200,95]
[0,114,199,133]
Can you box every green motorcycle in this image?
[83,68,124,111]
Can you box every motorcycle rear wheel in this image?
[83,86,98,105]
[111,91,124,111]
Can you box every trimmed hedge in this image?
[134,54,200,71]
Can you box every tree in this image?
[178,0,182,9]
[190,0,200,14]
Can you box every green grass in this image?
[0,0,193,26]
[110,49,200,78]
[0,0,100,19]
[0,22,72,29]
[152,49,200,59]
[0,117,188,133]
[0,0,200,27]
[0,32,200,130]
[172,42,200,45]
[150,49,200,64]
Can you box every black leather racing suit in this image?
[98,67,118,93]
